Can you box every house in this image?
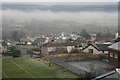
[59,32,67,40]
[108,41,120,67]
[20,37,33,45]
[113,36,120,43]
[83,43,111,54]
[0,42,2,53]
[41,41,82,55]
[55,38,67,43]
[33,38,46,46]
[115,33,119,39]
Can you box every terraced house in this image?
[41,41,82,55]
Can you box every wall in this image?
[104,51,108,54]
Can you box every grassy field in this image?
[2,58,80,78]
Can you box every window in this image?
[89,49,93,53]
[114,54,118,59]
[110,53,113,57]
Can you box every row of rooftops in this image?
[42,40,120,52]
[83,41,120,52]
[42,41,82,47]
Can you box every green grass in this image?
[2,58,80,78]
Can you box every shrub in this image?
[8,46,21,57]
[9,49,21,57]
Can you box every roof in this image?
[108,41,120,51]
[83,43,111,51]
[96,44,111,51]
[42,41,81,47]
[34,38,46,43]
[46,35,59,38]
[55,39,66,43]
[20,37,30,42]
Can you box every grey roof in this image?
[42,41,81,47]
[20,37,29,41]
[34,38,46,43]
[55,39,66,43]
[46,35,59,37]
[96,44,111,51]
[108,41,120,51]
[83,43,111,51]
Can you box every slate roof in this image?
[96,44,111,51]
[108,41,120,51]
[55,39,66,43]
[34,38,46,43]
[20,37,31,42]
[42,41,81,47]
[83,43,111,51]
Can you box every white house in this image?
[0,43,2,53]
[83,43,111,54]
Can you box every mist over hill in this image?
[1,2,118,39]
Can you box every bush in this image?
[10,49,21,57]
[8,46,21,57]
[2,51,9,56]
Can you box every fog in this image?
[2,2,118,37]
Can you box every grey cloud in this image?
[2,2,118,12]
[2,2,118,35]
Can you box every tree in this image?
[96,32,103,41]
[9,46,21,57]
[2,41,7,47]
[103,32,114,41]
[10,49,21,57]
[102,28,114,41]
[80,29,91,40]
[12,30,25,41]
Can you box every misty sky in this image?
[1,2,118,35]
[2,0,119,2]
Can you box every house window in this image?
[89,49,93,53]
[114,54,118,59]
[110,53,113,57]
